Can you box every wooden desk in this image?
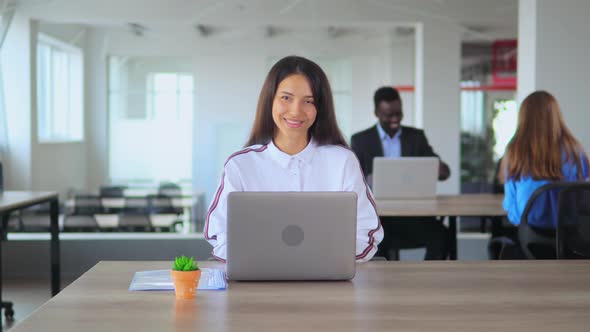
[0,191,60,330]
[375,194,505,259]
[10,260,590,332]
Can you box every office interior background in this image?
[1,0,589,326]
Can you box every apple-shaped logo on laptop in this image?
[282,225,304,246]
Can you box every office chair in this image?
[1,221,15,322]
[147,195,183,232]
[1,301,14,323]
[99,185,126,197]
[119,197,151,231]
[519,182,590,259]
[556,183,590,258]
[73,195,104,215]
[481,158,505,234]
[118,213,152,232]
[63,195,102,232]
[158,182,182,197]
[381,216,449,261]
[148,194,182,214]
[0,162,15,321]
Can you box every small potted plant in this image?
[171,256,201,299]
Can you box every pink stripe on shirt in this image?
[340,145,382,260]
[204,145,268,240]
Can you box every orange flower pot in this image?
[171,269,201,300]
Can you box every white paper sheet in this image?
[129,268,226,291]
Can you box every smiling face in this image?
[272,74,318,145]
[375,99,403,137]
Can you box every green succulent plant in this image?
[173,255,199,271]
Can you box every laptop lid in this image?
[226,192,357,281]
[372,157,438,199]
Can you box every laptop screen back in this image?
[372,157,438,199]
[226,191,357,281]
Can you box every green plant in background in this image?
[460,125,497,185]
[173,256,199,271]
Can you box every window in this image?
[460,81,485,136]
[146,73,194,121]
[36,33,83,142]
[108,56,193,183]
[492,99,518,160]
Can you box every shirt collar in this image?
[376,123,402,140]
[268,138,317,169]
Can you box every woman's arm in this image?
[204,160,243,261]
[343,151,384,262]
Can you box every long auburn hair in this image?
[504,90,589,181]
[245,55,347,147]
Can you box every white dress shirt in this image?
[376,123,402,158]
[204,138,383,263]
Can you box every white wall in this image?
[534,0,590,152]
[421,21,462,194]
[517,0,537,104]
[85,28,109,193]
[518,0,590,152]
[390,37,416,126]
[1,13,32,190]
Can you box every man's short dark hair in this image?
[373,86,401,109]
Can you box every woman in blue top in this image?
[502,90,589,230]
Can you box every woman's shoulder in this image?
[314,144,357,161]
[224,144,269,167]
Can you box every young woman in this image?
[204,56,383,262]
[503,90,589,229]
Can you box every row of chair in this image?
[72,194,184,215]
[65,194,185,232]
[63,213,183,232]
[99,183,184,198]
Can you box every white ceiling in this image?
[17,0,518,41]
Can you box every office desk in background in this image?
[0,191,61,331]
[375,194,506,260]
[9,260,590,332]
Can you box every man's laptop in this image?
[372,157,438,199]
[226,192,357,281]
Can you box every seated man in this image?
[351,86,451,260]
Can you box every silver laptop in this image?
[372,157,438,199]
[226,192,357,281]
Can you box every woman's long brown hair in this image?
[503,90,589,181]
[245,56,347,147]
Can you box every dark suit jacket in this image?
[351,125,450,180]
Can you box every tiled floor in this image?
[1,279,75,331]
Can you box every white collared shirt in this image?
[204,138,383,263]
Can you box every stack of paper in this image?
[129,268,226,291]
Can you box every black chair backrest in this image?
[124,196,149,213]
[492,157,504,194]
[557,183,590,258]
[520,181,590,259]
[74,195,103,215]
[0,160,4,192]
[147,194,180,214]
[158,182,181,197]
[118,213,151,231]
[100,186,126,198]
